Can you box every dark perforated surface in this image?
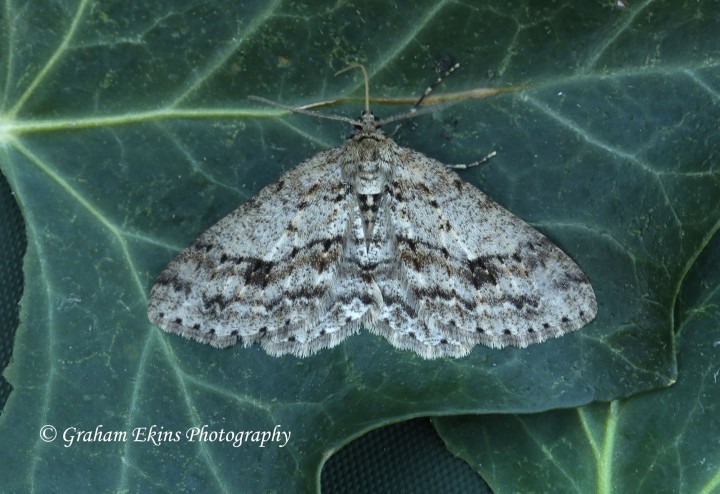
[321,418,490,494]
[0,171,25,411]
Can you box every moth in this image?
[147,65,597,359]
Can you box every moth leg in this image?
[445,150,497,170]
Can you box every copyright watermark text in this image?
[39,424,291,448]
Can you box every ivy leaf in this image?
[1,1,716,492]
[433,222,720,493]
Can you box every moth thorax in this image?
[349,160,391,194]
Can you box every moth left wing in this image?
[148,148,380,356]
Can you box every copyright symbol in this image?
[40,425,57,442]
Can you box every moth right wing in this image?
[375,147,597,358]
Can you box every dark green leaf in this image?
[1,0,716,492]
[434,217,720,493]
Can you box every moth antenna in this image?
[335,63,370,114]
[410,61,460,113]
[251,63,457,128]
[248,95,357,125]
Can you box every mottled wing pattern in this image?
[374,146,597,358]
[147,148,380,356]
